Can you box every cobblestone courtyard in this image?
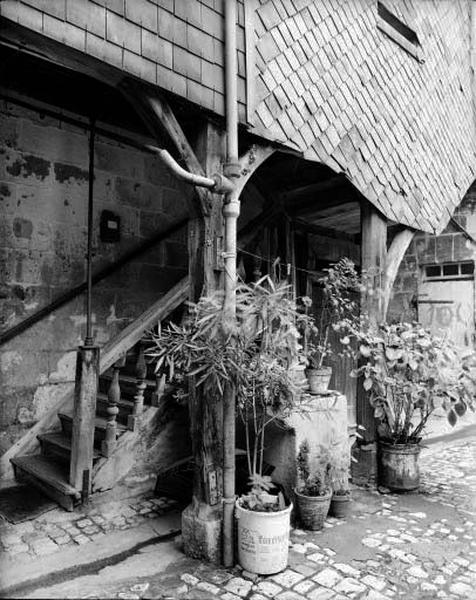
[0,429,475,599]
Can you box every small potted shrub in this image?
[303,258,360,393]
[347,321,475,491]
[329,452,351,518]
[148,276,314,574]
[294,440,332,530]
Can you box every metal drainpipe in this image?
[471,1,476,120]
[85,117,96,346]
[223,0,240,568]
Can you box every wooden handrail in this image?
[100,276,188,373]
[0,218,188,347]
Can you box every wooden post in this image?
[101,356,125,457]
[181,120,225,565]
[128,344,147,431]
[69,345,99,496]
[356,202,387,451]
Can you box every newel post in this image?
[70,345,100,497]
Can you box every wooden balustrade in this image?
[128,344,147,431]
[102,355,126,457]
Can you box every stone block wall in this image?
[0,98,192,452]
[388,182,476,324]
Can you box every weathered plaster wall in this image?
[388,183,476,324]
[0,98,191,452]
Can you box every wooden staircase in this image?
[10,278,188,511]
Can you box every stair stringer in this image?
[0,393,74,483]
[92,398,191,493]
[1,277,189,485]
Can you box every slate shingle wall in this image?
[252,0,476,233]
[1,0,475,234]
[0,0,248,121]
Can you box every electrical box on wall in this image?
[100,210,120,242]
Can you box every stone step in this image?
[10,455,81,511]
[58,412,126,448]
[38,431,100,465]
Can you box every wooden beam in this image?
[293,218,360,244]
[358,202,387,444]
[383,228,415,317]
[182,121,225,564]
[281,175,348,202]
[119,80,211,216]
[0,18,122,87]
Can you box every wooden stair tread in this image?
[100,372,157,386]
[96,392,134,409]
[38,432,100,459]
[10,455,80,497]
[58,412,127,433]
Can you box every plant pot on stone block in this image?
[302,258,361,395]
[305,366,332,394]
[294,440,332,530]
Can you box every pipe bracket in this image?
[211,173,235,194]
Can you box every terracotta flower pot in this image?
[306,367,332,394]
[294,488,331,530]
[379,441,421,491]
[329,493,352,518]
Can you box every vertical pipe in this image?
[225,0,238,164]
[85,118,96,346]
[223,0,239,568]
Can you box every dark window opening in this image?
[377,3,420,47]
[461,262,475,275]
[424,262,474,280]
[377,2,423,63]
[443,264,458,277]
[425,265,441,278]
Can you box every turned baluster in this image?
[128,344,147,431]
[151,372,165,407]
[101,355,125,457]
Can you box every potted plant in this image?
[303,258,360,393]
[328,448,352,518]
[348,320,475,491]
[294,440,332,530]
[147,276,314,574]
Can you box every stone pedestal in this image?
[263,392,349,501]
[351,442,377,487]
[181,498,222,565]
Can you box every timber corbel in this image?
[383,227,415,317]
[119,81,212,216]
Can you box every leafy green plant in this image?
[239,474,286,512]
[328,448,350,496]
[303,258,361,369]
[147,276,316,511]
[345,321,476,444]
[296,440,331,496]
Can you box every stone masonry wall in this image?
[388,183,476,324]
[0,98,191,452]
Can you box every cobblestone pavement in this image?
[2,433,475,599]
[0,493,179,560]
